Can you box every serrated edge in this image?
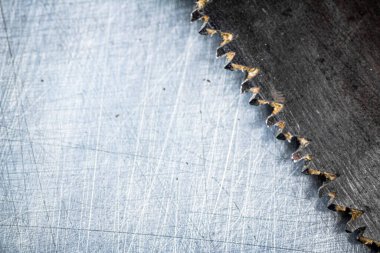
[191,1,380,250]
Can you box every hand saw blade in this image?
[192,0,380,249]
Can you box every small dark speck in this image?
[176,177,178,181]
[162,87,166,91]
[206,79,211,83]
[186,162,188,165]
[317,57,325,63]
[352,84,359,90]
[281,7,293,17]
[264,44,270,52]
[115,114,120,118]
[41,79,44,82]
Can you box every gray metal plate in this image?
[0,0,371,252]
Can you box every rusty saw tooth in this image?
[266,111,285,127]
[248,93,263,106]
[271,120,298,144]
[223,53,244,71]
[240,80,254,94]
[216,42,236,58]
[275,131,293,142]
[191,9,204,22]
[272,120,293,141]
[198,22,217,36]
[225,62,260,80]
[264,102,284,126]
[346,211,367,233]
[318,179,339,198]
[291,148,313,162]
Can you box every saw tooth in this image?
[291,149,313,162]
[328,203,347,213]
[199,22,217,36]
[241,80,260,94]
[318,178,339,197]
[224,61,234,71]
[223,53,245,71]
[216,45,229,57]
[249,94,263,106]
[191,9,203,22]
[346,210,365,233]
[266,113,282,127]
[327,195,348,213]
[275,130,293,142]
[271,121,295,142]
[240,80,253,93]
[264,102,285,127]
[216,43,235,58]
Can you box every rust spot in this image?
[270,102,284,115]
[335,205,347,212]
[275,120,286,129]
[201,15,210,23]
[328,191,337,199]
[226,51,236,61]
[283,132,293,141]
[249,86,261,94]
[220,32,233,46]
[196,0,208,9]
[350,209,364,220]
[257,99,269,106]
[206,28,217,35]
[297,137,310,147]
[230,64,260,79]
[292,152,313,161]
[324,172,337,181]
[246,68,260,80]
[358,236,380,247]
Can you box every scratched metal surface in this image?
[0,0,371,252]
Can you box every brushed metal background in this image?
[0,0,370,252]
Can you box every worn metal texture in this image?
[0,0,373,252]
[192,0,380,249]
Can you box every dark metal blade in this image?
[192,0,380,248]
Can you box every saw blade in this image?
[192,0,380,249]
